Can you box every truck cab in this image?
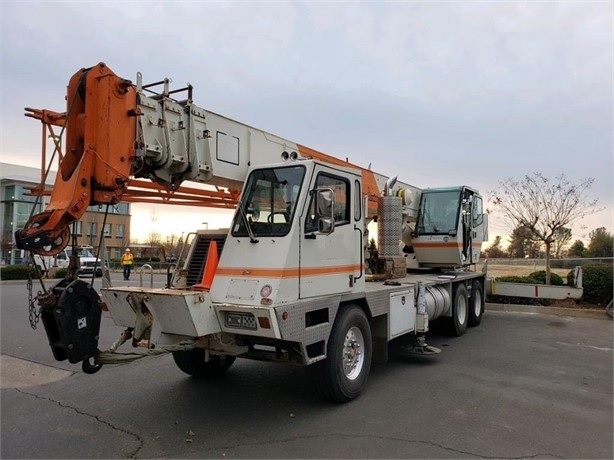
[211,159,364,309]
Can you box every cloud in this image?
[1,0,611,242]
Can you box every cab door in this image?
[461,189,487,264]
[470,193,487,263]
[299,166,362,299]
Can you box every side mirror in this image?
[316,188,335,235]
[317,189,334,215]
[318,217,335,235]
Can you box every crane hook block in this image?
[40,278,103,365]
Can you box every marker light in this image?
[260,284,272,298]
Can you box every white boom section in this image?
[134,73,421,217]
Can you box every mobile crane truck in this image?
[16,62,488,402]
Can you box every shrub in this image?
[495,275,535,284]
[54,268,68,278]
[0,265,33,280]
[528,270,564,286]
[496,272,563,285]
[582,263,613,305]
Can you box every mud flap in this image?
[41,278,102,364]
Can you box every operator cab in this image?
[413,186,487,267]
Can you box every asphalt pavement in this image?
[1,275,612,459]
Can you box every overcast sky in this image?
[1,1,612,245]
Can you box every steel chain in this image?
[27,268,41,329]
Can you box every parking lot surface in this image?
[1,277,612,458]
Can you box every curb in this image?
[486,302,609,320]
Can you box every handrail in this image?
[139,264,154,288]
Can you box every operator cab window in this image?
[472,195,483,226]
[416,190,462,235]
[305,173,350,233]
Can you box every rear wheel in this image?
[446,283,468,336]
[468,279,484,327]
[172,348,235,378]
[308,305,372,403]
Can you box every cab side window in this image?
[305,173,350,233]
[472,196,483,226]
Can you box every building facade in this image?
[1,162,131,265]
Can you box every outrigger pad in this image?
[41,279,102,364]
[400,344,442,356]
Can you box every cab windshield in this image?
[416,190,462,235]
[232,165,305,238]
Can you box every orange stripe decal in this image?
[216,264,361,278]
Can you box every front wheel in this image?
[606,300,613,319]
[308,305,372,403]
[172,348,236,378]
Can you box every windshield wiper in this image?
[238,206,259,244]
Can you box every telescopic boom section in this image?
[16,63,139,255]
[16,62,421,256]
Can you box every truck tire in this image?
[468,279,484,327]
[446,283,468,337]
[309,305,372,403]
[172,348,235,378]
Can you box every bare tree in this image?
[490,172,601,284]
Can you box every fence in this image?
[478,257,613,279]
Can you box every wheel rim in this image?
[342,326,365,380]
[472,290,482,317]
[457,294,467,325]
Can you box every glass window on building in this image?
[3,185,15,201]
[104,223,112,238]
[73,221,83,235]
[87,222,97,236]
[2,203,14,234]
[15,202,40,228]
[116,224,125,238]
[17,185,36,202]
[112,203,129,214]
[88,203,130,215]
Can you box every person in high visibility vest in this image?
[120,248,134,280]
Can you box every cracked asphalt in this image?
[1,277,612,459]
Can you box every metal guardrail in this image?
[480,257,613,267]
